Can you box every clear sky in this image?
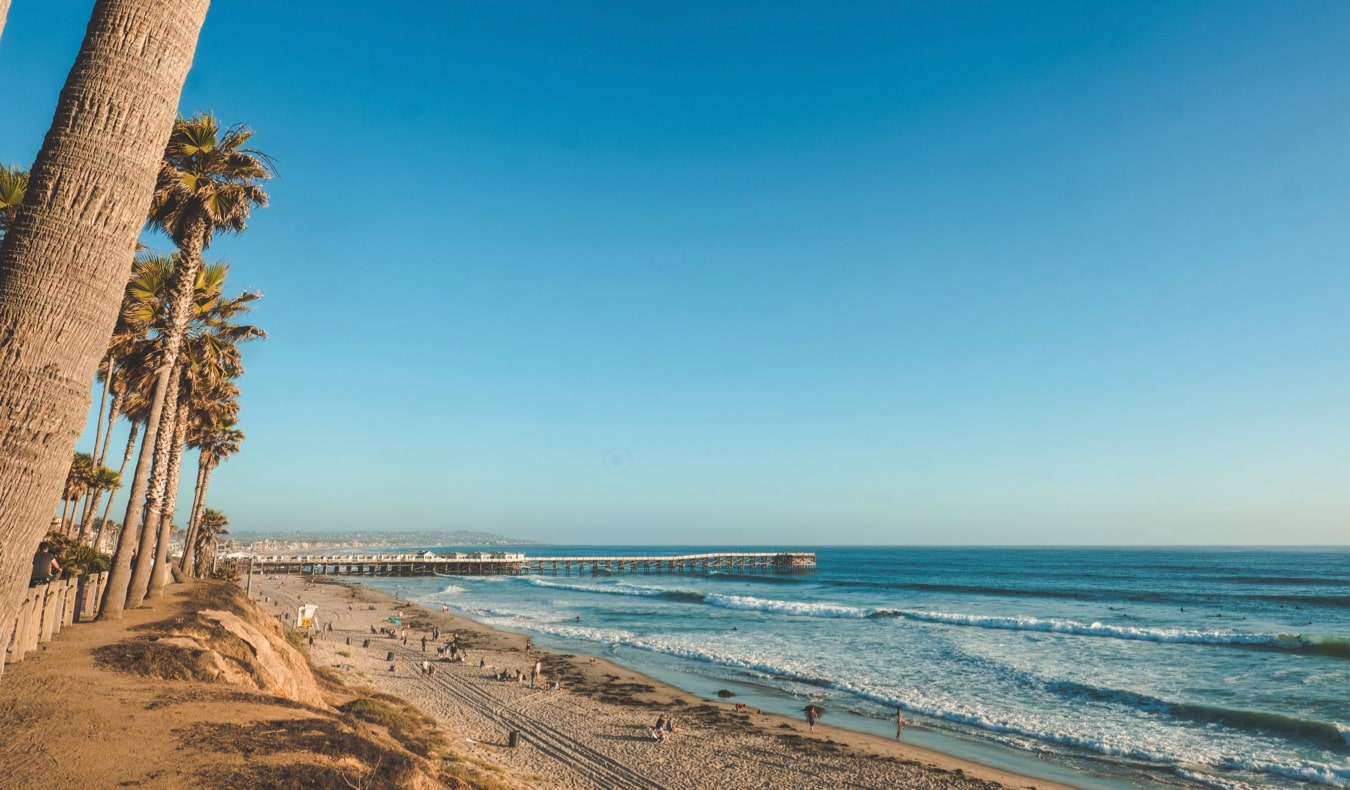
[3,1,1348,545]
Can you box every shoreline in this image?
[251,572,1076,790]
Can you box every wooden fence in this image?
[2,571,108,678]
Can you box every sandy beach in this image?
[253,573,1072,790]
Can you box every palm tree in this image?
[104,252,219,608]
[101,253,181,616]
[193,507,230,578]
[76,465,121,544]
[0,0,209,649]
[58,453,94,536]
[149,284,261,595]
[114,115,272,614]
[88,253,150,474]
[0,164,27,241]
[179,410,243,577]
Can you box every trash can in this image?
[363,639,370,648]
[386,651,395,662]
[508,730,521,748]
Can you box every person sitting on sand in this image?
[654,715,666,733]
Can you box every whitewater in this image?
[358,546,1350,789]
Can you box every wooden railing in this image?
[3,571,107,677]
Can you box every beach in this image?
[252,572,1070,789]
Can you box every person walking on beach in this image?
[896,708,906,740]
[420,635,427,652]
[805,706,819,732]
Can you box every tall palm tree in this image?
[115,115,271,614]
[149,285,261,596]
[102,253,181,616]
[0,164,27,241]
[0,0,209,649]
[88,255,150,473]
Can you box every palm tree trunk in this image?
[94,422,138,551]
[150,397,190,597]
[90,352,113,467]
[103,372,170,618]
[77,488,104,543]
[132,225,207,607]
[126,361,182,608]
[77,486,94,533]
[178,459,210,575]
[98,388,120,467]
[58,496,72,535]
[0,0,210,660]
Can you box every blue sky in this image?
[3,1,1348,544]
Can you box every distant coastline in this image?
[226,529,543,554]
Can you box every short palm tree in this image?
[76,465,121,543]
[58,453,94,536]
[179,407,243,576]
[193,507,230,577]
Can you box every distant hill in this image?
[228,530,543,548]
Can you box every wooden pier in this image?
[247,551,815,578]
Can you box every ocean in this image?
[354,546,1350,789]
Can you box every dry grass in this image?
[340,693,450,758]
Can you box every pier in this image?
[246,551,815,578]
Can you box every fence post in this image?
[76,572,104,622]
[6,589,36,666]
[40,584,61,643]
[24,587,44,654]
[61,578,78,628]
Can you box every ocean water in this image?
[357,546,1350,789]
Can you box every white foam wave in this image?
[704,594,872,618]
[1175,768,1266,790]
[1217,757,1350,788]
[526,578,667,597]
[889,609,1297,650]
